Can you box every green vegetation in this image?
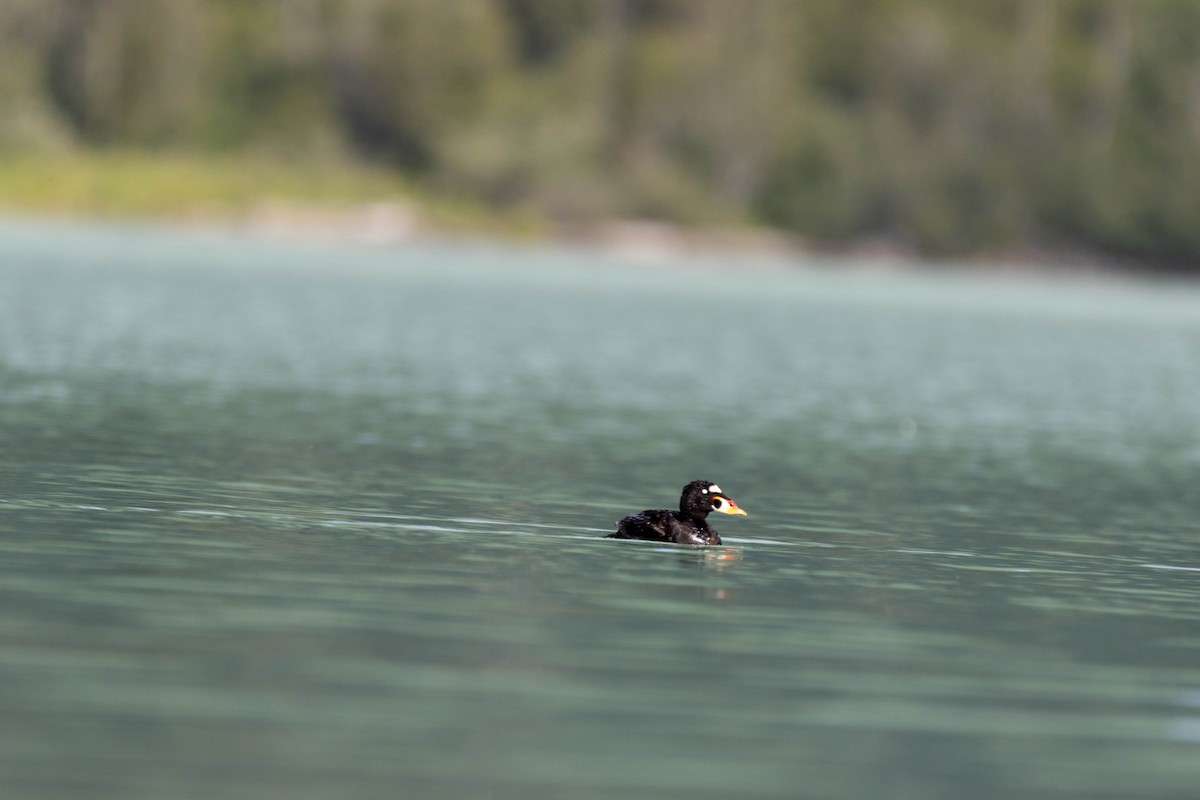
[3,1,1200,268]
[0,151,404,215]
[0,149,534,235]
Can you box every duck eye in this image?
[712,497,727,510]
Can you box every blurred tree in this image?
[1085,0,1132,151]
[0,0,74,150]
[335,0,514,171]
[47,0,207,146]
[501,0,593,64]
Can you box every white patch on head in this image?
[709,484,723,495]
[700,487,709,494]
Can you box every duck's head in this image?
[680,480,748,518]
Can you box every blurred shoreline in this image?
[0,197,1162,280]
[229,200,1144,276]
[0,152,1167,277]
[7,4,1200,272]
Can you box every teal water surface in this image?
[1,220,1199,799]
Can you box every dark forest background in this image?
[3,0,1200,268]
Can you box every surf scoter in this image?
[608,480,747,545]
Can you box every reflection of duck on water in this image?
[607,480,747,546]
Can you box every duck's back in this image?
[610,509,721,545]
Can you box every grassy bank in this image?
[0,150,545,240]
[0,151,401,214]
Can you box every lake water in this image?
[2,219,1199,799]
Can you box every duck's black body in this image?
[613,508,724,546]
[608,480,747,546]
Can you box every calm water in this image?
[2,219,1199,799]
